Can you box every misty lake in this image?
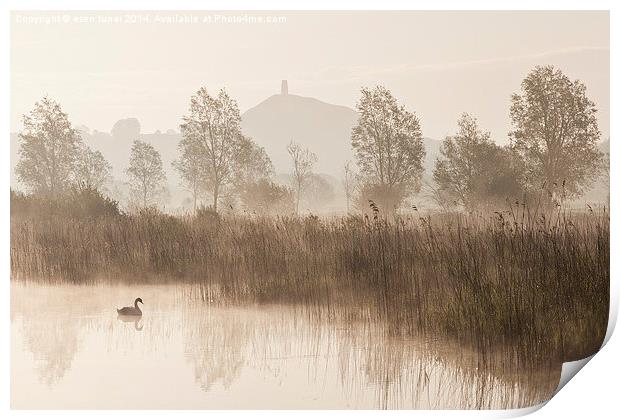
[11,282,560,409]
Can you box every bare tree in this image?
[74,144,112,191]
[180,88,244,212]
[601,146,610,204]
[351,86,425,212]
[287,141,317,214]
[342,161,356,213]
[126,139,167,209]
[15,96,82,196]
[510,65,602,205]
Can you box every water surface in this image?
[11,283,559,409]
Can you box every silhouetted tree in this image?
[481,147,526,206]
[510,65,602,205]
[180,88,245,212]
[433,113,524,209]
[16,96,82,196]
[287,141,317,214]
[74,144,112,191]
[126,139,167,208]
[351,86,425,212]
[234,136,274,189]
[173,139,206,213]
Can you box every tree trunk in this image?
[295,181,301,215]
[193,179,197,214]
[213,183,219,213]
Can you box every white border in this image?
[1,1,616,420]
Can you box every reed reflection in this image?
[11,283,560,409]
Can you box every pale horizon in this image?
[11,10,609,142]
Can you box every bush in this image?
[195,205,221,224]
[10,185,121,220]
[239,179,295,215]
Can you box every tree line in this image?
[14,65,605,215]
[346,65,604,212]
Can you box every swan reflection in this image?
[117,314,144,331]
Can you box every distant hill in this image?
[241,88,445,183]
[241,91,358,176]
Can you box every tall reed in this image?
[11,205,609,365]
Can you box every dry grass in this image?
[11,205,609,365]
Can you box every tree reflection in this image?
[182,308,249,391]
[12,284,561,408]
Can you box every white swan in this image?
[117,297,143,316]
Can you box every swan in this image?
[117,297,143,316]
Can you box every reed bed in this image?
[10,206,609,365]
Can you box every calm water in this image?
[11,283,560,409]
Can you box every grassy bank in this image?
[11,206,609,364]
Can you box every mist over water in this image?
[11,282,559,409]
[7,9,609,412]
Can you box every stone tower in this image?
[281,80,288,95]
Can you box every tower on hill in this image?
[281,80,288,95]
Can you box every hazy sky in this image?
[11,11,609,142]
